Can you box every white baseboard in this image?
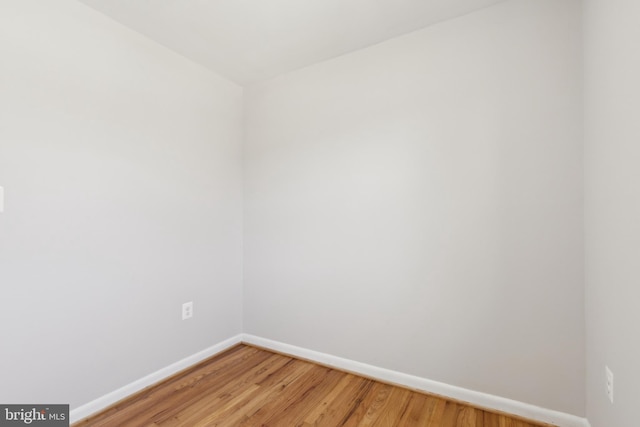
[241,334,589,427]
[69,334,242,424]
[69,333,590,427]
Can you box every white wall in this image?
[244,0,584,415]
[584,0,640,426]
[0,0,243,409]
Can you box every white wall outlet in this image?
[606,365,614,403]
[182,301,193,320]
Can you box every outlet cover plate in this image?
[182,301,193,320]
[606,366,614,403]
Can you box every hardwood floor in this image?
[74,344,554,427]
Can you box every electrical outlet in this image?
[606,366,614,403]
[182,301,193,320]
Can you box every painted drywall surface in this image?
[77,0,507,85]
[584,0,640,426]
[244,0,584,415]
[0,0,243,409]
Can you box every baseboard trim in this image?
[69,334,243,424]
[241,334,589,427]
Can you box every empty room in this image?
[0,0,637,426]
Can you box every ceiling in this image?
[78,0,506,86]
